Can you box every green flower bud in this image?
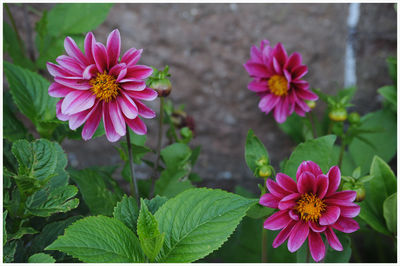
[348,112,361,125]
[149,78,172,97]
[329,108,347,122]
[256,156,268,167]
[305,100,316,109]
[354,184,366,202]
[259,165,272,178]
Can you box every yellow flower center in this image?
[90,72,120,102]
[295,193,326,222]
[268,75,288,96]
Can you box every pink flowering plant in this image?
[3,3,397,264]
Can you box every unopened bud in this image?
[329,108,347,122]
[348,112,361,125]
[149,79,172,97]
[259,165,272,178]
[305,100,316,109]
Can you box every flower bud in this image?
[256,156,268,167]
[305,100,316,109]
[354,185,366,202]
[259,165,272,178]
[149,79,172,97]
[329,108,347,122]
[348,112,361,125]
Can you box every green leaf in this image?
[378,85,397,108]
[118,142,152,164]
[25,185,79,217]
[349,109,397,175]
[9,227,39,241]
[3,240,17,263]
[137,199,165,262]
[3,93,28,141]
[278,114,306,143]
[3,22,36,70]
[154,188,257,262]
[3,211,8,246]
[383,193,397,234]
[4,61,56,126]
[46,4,113,36]
[324,234,352,262]
[28,253,56,263]
[283,135,337,178]
[386,56,397,83]
[70,168,122,216]
[160,143,192,169]
[28,216,82,261]
[46,216,145,263]
[154,168,193,198]
[143,195,168,214]
[234,186,274,219]
[245,129,270,174]
[359,156,396,235]
[113,195,139,232]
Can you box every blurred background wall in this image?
[5,3,397,193]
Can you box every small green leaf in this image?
[25,185,79,217]
[154,168,193,198]
[155,188,257,262]
[143,195,168,214]
[383,193,397,234]
[386,56,397,83]
[324,233,352,262]
[113,195,139,232]
[3,240,18,263]
[28,253,56,263]
[3,93,28,141]
[9,227,38,241]
[283,135,337,179]
[245,129,270,174]
[3,211,8,246]
[137,199,165,262]
[160,143,192,169]
[46,216,145,263]
[378,85,397,108]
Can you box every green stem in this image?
[338,136,346,168]
[262,229,268,262]
[126,128,139,205]
[149,97,164,198]
[5,4,24,52]
[306,112,317,138]
[327,120,333,135]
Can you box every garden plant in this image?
[3,3,397,263]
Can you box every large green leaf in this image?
[349,109,397,175]
[283,135,337,178]
[137,199,165,262]
[154,188,257,262]
[383,193,397,235]
[28,253,56,263]
[4,61,56,125]
[69,168,122,216]
[113,195,139,232]
[244,129,270,174]
[359,156,396,235]
[25,185,79,217]
[46,216,145,263]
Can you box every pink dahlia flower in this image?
[244,40,318,123]
[47,29,157,142]
[260,161,360,262]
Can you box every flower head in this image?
[259,161,360,262]
[47,29,157,142]
[244,40,318,123]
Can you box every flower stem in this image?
[149,97,164,198]
[261,228,268,262]
[338,136,346,168]
[5,4,24,53]
[306,112,317,139]
[126,128,139,205]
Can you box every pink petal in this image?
[69,109,91,130]
[106,29,121,67]
[272,56,282,75]
[294,104,306,117]
[309,221,326,233]
[272,220,297,248]
[56,100,70,121]
[273,97,288,123]
[324,198,357,206]
[296,161,323,181]
[55,77,91,90]
[266,179,289,198]
[308,230,325,262]
[244,62,269,78]
[292,79,310,90]
[258,94,280,114]
[284,52,302,72]
[327,191,357,202]
[263,210,291,230]
[121,48,142,67]
[47,62,75,78]
[278,193,301,210]
[133,99,156,119]
[287,221,309,252]
[315,174,329,199]
[125,65,153,80]
[339,204,361,218]
[332,217,359,233]
[276,173,298,193]
[292,65,308,80]
[326,166,341,196]
[82,102,102,141]
[120,80,147,91]
[289,210,299,221]
[109,63,127,81]
[61,90,96,115]
[48,83,71,97]
[82,64,98,80]
[108,100,126,136]
[124,88,158,101]
[259,193,280,208]
[56,55,84,76]
[296,88,318,101]
[250,45,263,64]
[84,32,96,64]
[319,206,340,226]
[102,102,122,142]
[248,80,268,92]
[324,227,343,251]
[125,116,147,135]
[273,42,288,68]
[93,42,108,73]
[297,171,316,194]
[117,92,138,119]
[64,36,87,66]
